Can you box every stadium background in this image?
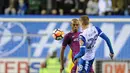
[0,0,130,73]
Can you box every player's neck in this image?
[72,31,77,33]
[71,30,77,33]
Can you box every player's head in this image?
[71,18,79,32]
[79,15,89,26]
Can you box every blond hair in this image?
[80,15,89,21]
[80,15,89,25]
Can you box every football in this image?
[52,29,64,40]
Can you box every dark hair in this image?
[71,18,79,26]
[71,18,78,23]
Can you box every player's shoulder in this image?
[78,31,81,34]
[91,25,103,35]
[66,31,80,34]
[90,24,99,31]
[90,24,96,28]
[64,31,72,38]
[80,30,86,36]
[93,25,101,31]
[65,31,80,37]
[90,23,99,29]
[66,31,72,35]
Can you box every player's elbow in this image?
[80,52,85,57]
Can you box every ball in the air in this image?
[52,29,64,40]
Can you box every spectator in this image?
[40,0,47,15]
[4,0,17,15]
[56,0,64,15]
[112,0,125,15]
[128,1,130,15]
[123,0,129,15]
[98,0,108,15]
[86,0,98,15]
[77,0,89,15]
[0,0,4,14]
[40,0,63,15]
[52,0,64,15]
[61,0,76,15]
[1,0,128,15]
[101,0,113,15]
[17,0,27,15]
[50,0,58,15]
[28,0,41,14]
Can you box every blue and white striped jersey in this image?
[80,24,103,60]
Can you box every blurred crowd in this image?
[0,0,130,15]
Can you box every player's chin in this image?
[74,29,78,32]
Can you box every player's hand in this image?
[72,58,76,63]
[60,66,64,73]
[109,53,114,60]
[73,58,78,64]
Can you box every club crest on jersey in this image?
[0,22,27,57]
[73,38,79,41]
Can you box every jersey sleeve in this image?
[100,33,114,54]
[79,32,87,46]
[80,31,86,38]
[95,26,103,35]
[62,34,70,47]
[79,35,86,46]
[73,46,86,61]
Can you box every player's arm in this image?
[96,27,114,59]
[100,33,114,59]
[60,34,69,73]
[100,33,114,54]
[60,46,66,69]
[73,35,86,62]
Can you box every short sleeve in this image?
[79,32,87,46]
[80,31,87,38]
[62,34,70,47]
[95,26,103,35]
[79,35,86,46]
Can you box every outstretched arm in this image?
[100,33,114,59]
